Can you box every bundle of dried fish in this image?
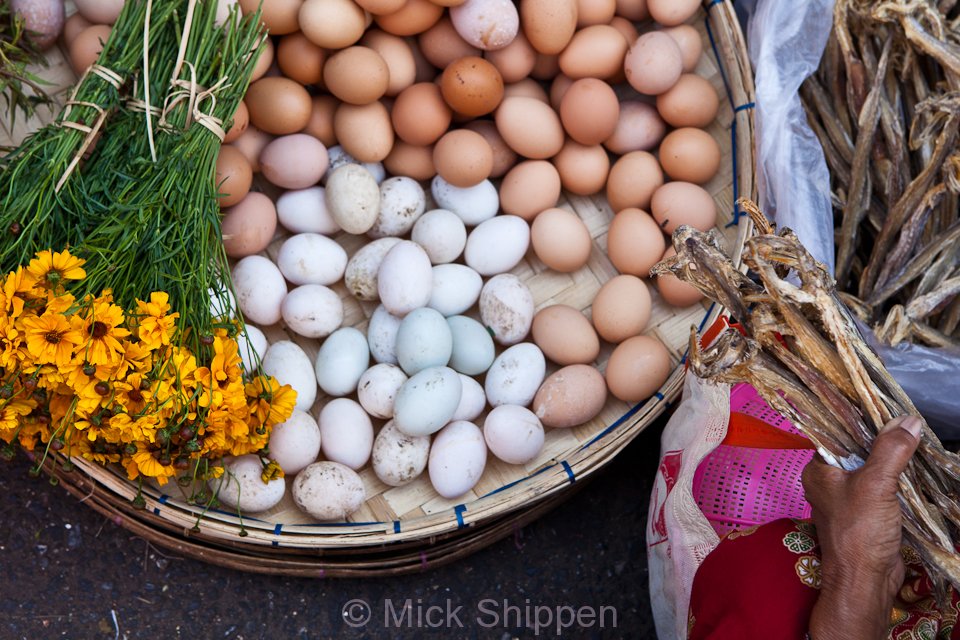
[652,200,960,597]
[800,0,960,348]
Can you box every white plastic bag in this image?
[738,0,960,435]
[647,374,729,640]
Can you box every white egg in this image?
[237,324,268,372]
[485,343,546,407]
[315,327,370,396]
[450,0,519,50]
[452,373,487,422]
[277,233,348,285]
[429,421,487,499]
[325,164,380,234]
[377,241,433,317]
[464,215,530,276]
[281,285,343,339]
[319,398,374,470]
[395,308,453,375]
[276,187,342,235]
[483,405,544,465]
[293,461,365,521]
[324,146,386,184]
[232,256,287,325]
[447,315,496,375]
[431,176,499,226]
[261,340,317,411]
[393,366,463,436]
[372,420,431,487]
[367,304,402,365]
[268,409,321,474]
[411,209,467,264]
[344,237,402,301]
[368,177,427,238]
[357,363,408,419]
[210,455,285,513]
[479,274,535,345]
[428,264,483,317]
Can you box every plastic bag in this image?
[736,0,960,435]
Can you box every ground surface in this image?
[0,420,663,640]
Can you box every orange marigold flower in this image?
[27,250,86,288]
[21,312,84,366]
[135,292,179,351]
[245,375,297,428]
[77,297,130,366]
[125,446,175,485]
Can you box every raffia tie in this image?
[158,63,229,142]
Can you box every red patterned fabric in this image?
[688,518,960,639]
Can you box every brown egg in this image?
[533,364,607,428]
[375,0,444,36]
[215,146,254,208]
[431,0,468,5]
[591,274,652,343]
[223,101,250,144]
[549,74,574,109]
[245,77,312,135]
[603,101,666,154]
[221,192,278,258]
[552,140,610,196]
[484,31,537,83]
[608,16,639,44]
[355,0,407,13]
[239,0,303,34]
[276,33,325,86]
[605,335,671,402]
[502,78,550,103]
[559,78,619,146]
[392,82,452,145]
[499,160,561,220]
[333,101,395,162]
[441,56,504,117]
[530,52,560,80]
[324,47,390,105]
[659,128,721,184]
[250,37,274,82]
[75,0,123,24]
[384,141,437,180]
[260,134,330,190]
[531,208,593,272]
[69,25,112,74]
[299,0,367,49]
[651,182,717,234]
[301,95,339,147]
[558,26,627,79]
[656,74,719,128]
[624,31,683,95]
[615,0,649,20]
[495,96,565,159]
[656,247,704,307]
[577,0,616,26]
[648,0,700,27]
[229,126,273,173]
[361,30,417,96]
[433,129,493,187]
[606,151,663,212]
[521,0,578,55]
[663,25,702,73]
[532,305,600,364]
[463,120,517,177]
[418,17,481,68]
[63,12,93,46]
[606,208,666,277]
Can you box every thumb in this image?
[862,415,922,490]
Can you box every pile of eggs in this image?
[62,0,720,522]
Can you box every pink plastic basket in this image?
[692,383,814,536]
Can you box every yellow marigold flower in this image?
[135,292,179,350]
[114,339,151,379]
[27,250,86,288]
[43,290,76,316]
[125,446,175,485]
[245,375,297,428]
[21,312,84,366]
[261,460,284,482]
[75,298,130,366]
[114,373,151,415]
[0,397,34,441]
[0,324,24,370]
[2,266,38,312]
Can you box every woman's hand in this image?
[804,415,922,640]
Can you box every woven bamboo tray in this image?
[5,0,755,573]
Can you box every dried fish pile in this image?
[652,200,960,596]
[800,0,960,348]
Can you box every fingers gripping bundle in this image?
[652,199,960,598]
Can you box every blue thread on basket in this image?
[705,19,733,108]
[158,494,169,505]
[272,523,283,547]
[394,521,401,534]
[561,460,576,484]
[153,507,160,516]
[706,0,726,8]
[655,392,665,401]
[455,505,467,529]
[481,463,555,498]
[726,102,756,228]
[580,397,650,450]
